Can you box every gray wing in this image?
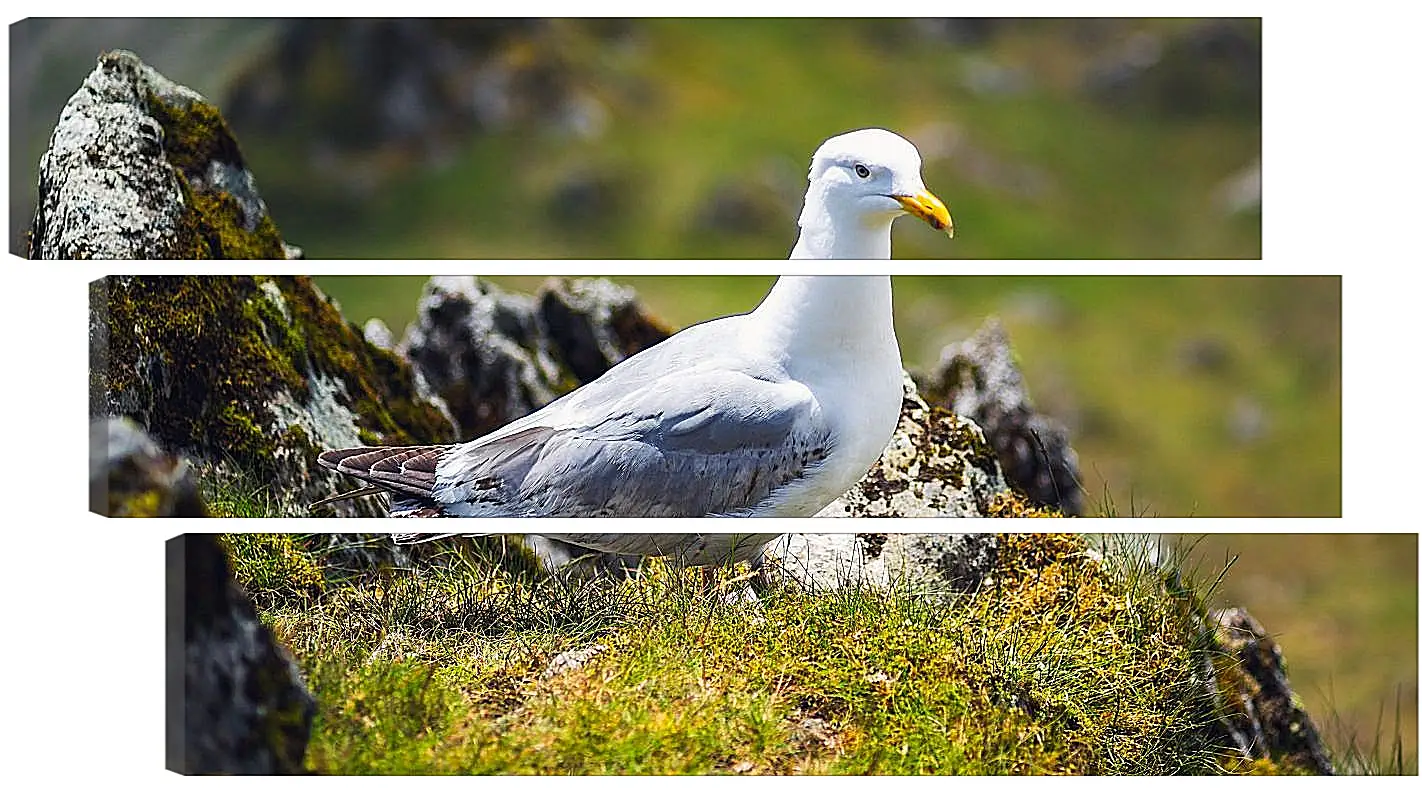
[431,368,834,516]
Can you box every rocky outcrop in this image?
[1209,607,1334,774]
[167,535,314,774]
[29,50,298,259]
[754,372,1016,593]
[921,318,1084,515]
[90,275,456,516]
[396,276,670,439]
[817,373,1009,518]
[539,278,671,384]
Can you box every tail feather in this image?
[311,444,451,512]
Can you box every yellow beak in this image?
[894,190,954,238]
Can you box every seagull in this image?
[313,128,953,565]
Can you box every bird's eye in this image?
[854,164,871,179]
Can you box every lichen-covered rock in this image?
[921,318,1085,515]
[168,535,314,774]
[397,276,670,439]
[90,275,455,515]
[29,49,295,259]
[767,532,999,593]
[815,373,1010,518]
[1209,607,1334,774]
[90,416,206,516]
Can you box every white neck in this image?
[789,185,896,259]
[750,276,899,369]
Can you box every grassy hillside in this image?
[317,274,1340,519]
[222,533,1283,775]
[206,18,1259,260]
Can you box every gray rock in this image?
[1176,335,1231,374]
[538,277,671,385]
[1209,607,1334,774]
[923,318,1085,515]
[29,50,295,259]
[961,55,1030,97]
[399,276,670,440]
[31,51,187,258]
[90,416,206,517]
[767,532,998,593]
[400,276,565,441]
[1083,20,1261,117]
[693,179,793,238]
[546,168,627,230]
[768,373,1013,591]
[1215,157,1262,216]
[362,318,396,352]
[1228,396,1269,443]
[167,535,314,774]
[543,644,609,679]
[817,372,1009,518]
[908,17,1004,47]
[221,20,617,190]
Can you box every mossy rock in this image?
[170,535,315,774]
[30,49,296,259]
[91,275,455,515]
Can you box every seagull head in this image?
[793,129,953,258]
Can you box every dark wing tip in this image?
[312,445,450,509]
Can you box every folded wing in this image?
[317,368,834,518]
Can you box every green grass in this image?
[195,467,287,519]
[316,274,1341,519]
[220,532,1341,775]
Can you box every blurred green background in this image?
[1180,534,1417,772]
[318,274,1341,519]
[12,18,1260,257]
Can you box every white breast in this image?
[757,344,904,516]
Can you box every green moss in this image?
[214,401,275,464]
[112,488,163,517]
[280,277,453,444]
[94,276,455,496]
[143,90,288,259]
[98,276,289,476]
[189,187,288,259]
[986,492,1062,518]
[219,534,327,608]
